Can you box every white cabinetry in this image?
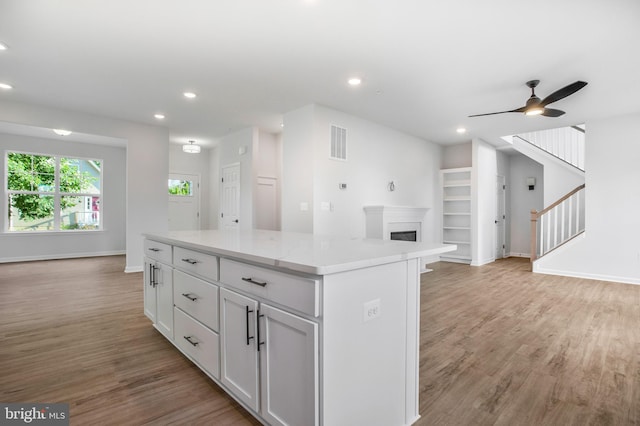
[143,240,173,339]
[219,258,319,426]
[441,168,472,263]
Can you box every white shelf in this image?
[441,167,472,263]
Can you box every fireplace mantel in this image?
[363,205,429,241]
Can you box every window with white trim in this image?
[6,151,102,232]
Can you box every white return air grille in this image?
[330,125,347,160]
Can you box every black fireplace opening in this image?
[390,230,417,242]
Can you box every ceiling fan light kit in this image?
[469,79,588,118]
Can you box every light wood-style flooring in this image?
[1,256,639,425]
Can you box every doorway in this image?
[220,163,240,230]
[168,173,200,231]
[495,175,506,259]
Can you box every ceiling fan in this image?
[469,80,588,118]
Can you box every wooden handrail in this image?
[535,184,585,218]
[530,184,586,262]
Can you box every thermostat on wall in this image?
[338,183,347,190]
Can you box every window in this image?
[168,178,193,196]
[6,152,102,232]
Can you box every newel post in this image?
[530,210,538,262]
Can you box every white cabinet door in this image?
[220,288,260,411]
[155,261,174,339]
[260,304,319,426]
[143,258,157,323]
[143,258,173,340]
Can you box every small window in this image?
[168,179,193,196]
[6,152,102,232]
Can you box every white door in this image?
[221,164,240,230]
[495,175,506,259]
[260,303,319,426]
[255,176,278,230]
[219,288,260,411]
[168,173,200,231]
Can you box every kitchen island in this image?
[143,229,455,426]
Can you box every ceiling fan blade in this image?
[541,108,565,117]
[468,106,525,117]
[539,81,588,107]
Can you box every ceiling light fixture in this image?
[0,82,13,90]
[182,140,201,154]
[524,106,544,116]
[53,129,72,136]
[0,42,7,50]
[348,77,362,86]
[456,127,467,134]
[183,92,197,99]
[154,113,165,120]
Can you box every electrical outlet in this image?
[363,299,381,322]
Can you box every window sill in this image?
[2,230,106,236]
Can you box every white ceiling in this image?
[1,0,639,148]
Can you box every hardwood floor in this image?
[1,256,639,425]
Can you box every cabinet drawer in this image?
[174,307,220,379]
[174,270,219,332]
[173,247,219,281]
[144,239,172,264]
[220,258,320,317]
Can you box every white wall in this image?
[282,105,315,233]
[471,139,497,266]
[282,104,441,242]
[0,100,169,271]
[508,153,544,257]
[535,112,640,284]
[0,133,126,261]
[169,144,212,229]
[218,127,257,230]
[442,142,472,169]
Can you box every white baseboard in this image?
[0,250,125,264]
[125,265,143,273]
[507,252,531,259]
[533,264,640,286]
[471,257,495,267]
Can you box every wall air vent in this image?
[330,125,347,160]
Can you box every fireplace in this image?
[390,230,417,242]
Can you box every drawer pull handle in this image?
[181,293,198,302]
[246,306,254,346]
[242,277,267,287]
[257,309,265,352]
[183,336,199,347]
[148,247,161,252]
[181,258,198,265]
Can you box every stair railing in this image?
[530,184,586,261]
[516,125,585,171]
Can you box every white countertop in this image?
[144,229,456,275]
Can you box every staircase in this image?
[530,184,585,261]
[508,125,586,262]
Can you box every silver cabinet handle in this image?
[148,247,161,252]
[183,336,199,347]
[181,258,198,265]
[242,277,267,287]
[181,293,198,302]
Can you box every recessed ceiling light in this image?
[348,77,362,86]
[0,42,7,51]
[154,113,165,120]
[53,129,72,136]
[456,127,467,134]
[183,92,197,99]
[0,82,13,90]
